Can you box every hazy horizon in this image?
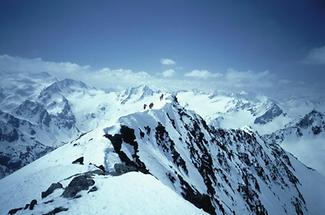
[1,0,325,99]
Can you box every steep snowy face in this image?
[266,110,325,143]
[0,110,53,178]
[102,99,317,215]
[0,78,93,179]
[0,75,171,179]
[40,78,90,95]
[264,110,325,176]
[119,84,157,104]
[0,79,96,178]
[177,91,288,134]
[37,79,86,122]
[254,103,284,125]
[294,110,325,133]
[1,97,324,215]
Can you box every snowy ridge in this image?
[0,73,325,214]
[264,110,325,176]
[177,91,289,134]
[0,77,168,179]
[2,97,323,214]
[102,98,325,214]
[119,85,158,104]
[265,110,325,144]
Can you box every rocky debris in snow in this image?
[95,164,106,173]
[8,207,23,215]
[43,207,69,215]
[88,186,98,193]
[29,199,37,210]
[44,200,54,204]
[112,163,138,175]
[61,173,95,198]
[42,182,63,198]
[72,156,84,165]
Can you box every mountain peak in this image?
[119,84,158,104]
[295,109,324,129]
[51,78,89,91]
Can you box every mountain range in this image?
[0,72,324,215]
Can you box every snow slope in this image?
[2,96,324,215]
[176,90,291,134]
[265,110,325,176]
[0,73,166,178]
[1,73,325,215]
[11,172,207,215]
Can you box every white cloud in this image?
[224,69,273,88]
[162,69,175,77]
[160,58,176,65]
[0,55,151,90]
[0,54,317,99]
[303,45,325,64]
[184,70,221,79]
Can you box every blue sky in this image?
[0,0,325,96]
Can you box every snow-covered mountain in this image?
[176,91,291,134]
[264,110,325,176]
[1,73,325,214]
[1,96,325,215]
[0,76,167,178]
[0,78,97,178]
[119,84,157,104]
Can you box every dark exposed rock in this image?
[114,163,137,175]
[44,200,54,204]
[1,128,19,142]
[144,126,151,135]
[42,182,63,198]
[254,104,283,125]
[177,174,216,215]
[312,126,321,135]
[7,160,22,171]
[61,174,95,198]
[72,157,84,165]
[43,207,68,215]
[95,164,106,173]
[155,123,188,174]
[0,154,10,166]
[24,204,29,210]
[29,199,37,210]
[296,110,321,128]
[104,125,149,174]
[139,129,145,138]
[88,186,98,193]
[8,207,23,215]
[166,172,176,183]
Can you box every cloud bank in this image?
[185,70,221,79]
[162,69,175,77]
[0,54,319,99]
